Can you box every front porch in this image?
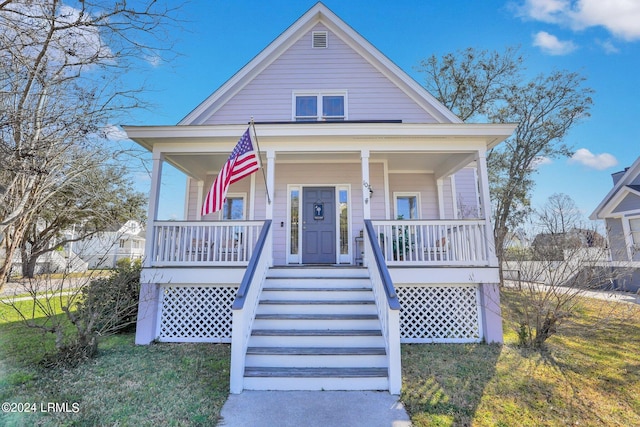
[129,123,508,394]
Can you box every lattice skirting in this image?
[157,284,237,343]
[396,284,482,343]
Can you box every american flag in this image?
[201,128,260,215]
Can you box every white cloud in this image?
[569,148,618,170]
[102,124,128,141]
[530,156,553,169]
[533,31,577,55]
[596,39,620,54]
[515,0,640,41]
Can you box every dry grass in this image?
[401,289,640,426]
[3,288,639,426]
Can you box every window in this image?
[294,92,346,121]
[222,195,245,220]
[395,193,420,219]
[630,217,640,248]
[290,189,299,256]
[339,188,349,255]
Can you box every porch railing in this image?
[149,221,264,266]
[364,220,401,395]
[370,220,491,266]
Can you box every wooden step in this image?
[244,367,388,378]
[254,314,378,320]
[251,329,382,336]
[246,347,385,355]
[259,299,374,305]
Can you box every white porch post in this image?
[361,149,371,220]
[436,178,445,219]
[476,150,503,344]
[476,151,498,266]
[136,150,163,345]
[266,150,275,220]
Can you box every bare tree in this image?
[0,0,179,284]
[504,195,633,348]
[536,192,583,235]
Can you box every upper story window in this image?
[294,92,346,121]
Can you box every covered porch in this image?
[127,122,506,270]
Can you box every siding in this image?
[612,192,640,214]
[388,173,438,219]
[206,24,435,124]
[454,167,480,218]
[186,178,200,221]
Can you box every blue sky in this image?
[122,0,640,222]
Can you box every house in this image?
[123,3,515,394]
[590,156,640,292]
[72,220,145,269]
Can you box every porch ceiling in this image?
[163,151,477,181]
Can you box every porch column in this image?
[361,149,371,219]
[436,178,445,219]
[476,151,498,266]
[144,150,164,267]
[136,150,163,345]
[266,150,275,220]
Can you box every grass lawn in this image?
[0,301,229,427]
[1,289,639,426]
[402,289,640,426]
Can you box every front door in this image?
[302,187,336,264]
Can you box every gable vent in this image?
[312,31,328,48]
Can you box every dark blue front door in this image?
[302,187,336,264]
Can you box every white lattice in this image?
[397,284,481,343]
[157,285,237,342]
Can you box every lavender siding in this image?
[454,167,480,218]
[388,173,438,219]
[205,24,435,124]
[612,192,640,214]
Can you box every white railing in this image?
[364,220,401,395]
[149,221,264,266]
[371,220,490,266]
[230,221,272,394]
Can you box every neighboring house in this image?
[590,156,640,292]
[531,228,607,261]
[124,3,515,394]
[72,220,145,269]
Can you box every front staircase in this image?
[241,267,390,391]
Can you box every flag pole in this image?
[250,117,271,204]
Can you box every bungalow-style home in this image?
[124,3,515,394]
[590,156,640,292]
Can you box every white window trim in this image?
[393,192,421,220]
[286,184,352,264]
[292,91,348,121]
[622,213,640,259]
[218,193,247,220]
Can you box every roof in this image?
[178,2,462,126]
[590,155,640,219]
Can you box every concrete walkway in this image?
[217,391,412,427]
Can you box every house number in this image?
[313,203,324,220]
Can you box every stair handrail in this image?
[364,219,401,394]
[230,220,272,393]
[364,220,400,310]
[233,220,272,309]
